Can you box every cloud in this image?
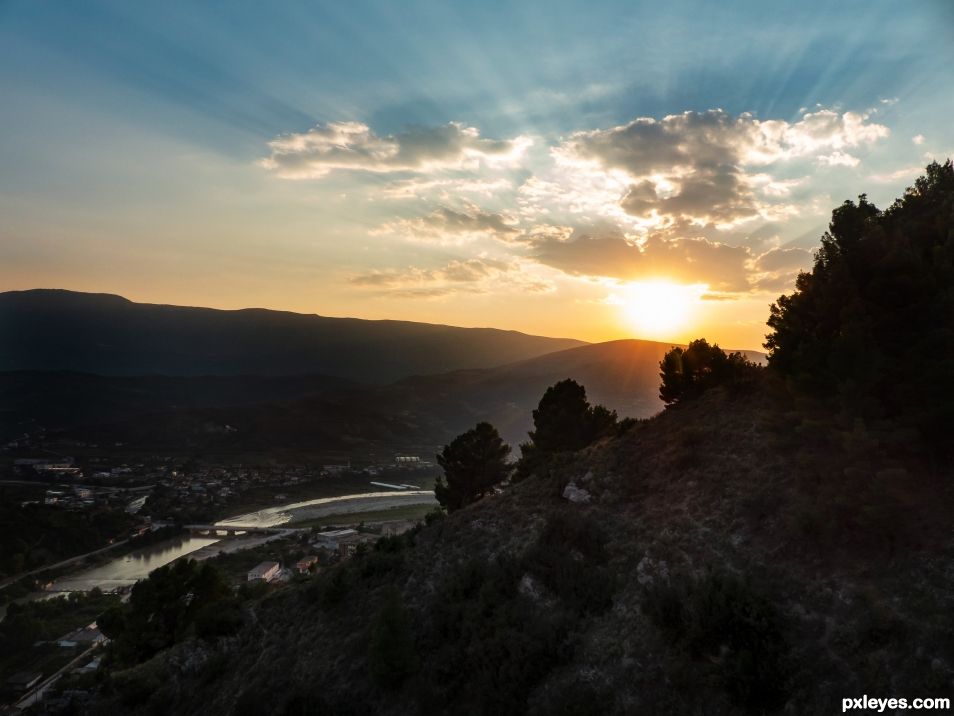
[747,246,814,294]
[373,205,521,245]
[912,134,925,145]
[869,165,926,183]
[817,151,860,167]
[380,177,513,200]
[529,225,753,292]
[554,108,889,226]
[349,257,552,297]
[262,121,531,179]
[753,247,813,273]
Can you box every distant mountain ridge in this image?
[0,340,765,451]
[0,289,585,382]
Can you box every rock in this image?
[519,574,543,601]
[562,481,592,503]
[636,555,669,585]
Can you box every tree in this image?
[515,379,618,480]
[659,339,754,405]
[104,559,241,667]
[765,160,954,451]
[434,422,511,512]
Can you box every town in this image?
[0,444,438,710]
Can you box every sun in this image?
[616,281,706,339]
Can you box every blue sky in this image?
[2,0,953,346]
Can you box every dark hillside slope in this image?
[88,376,953,715]
[0,289,584,382]
[29,340,764,453]
[366,339,764,445]
[0,371,356,441]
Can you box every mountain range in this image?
[0,289,584,382]
[0,290,763,451]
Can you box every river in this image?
[43,489,437,593]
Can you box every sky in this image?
[2,0,953,349]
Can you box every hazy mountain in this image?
[0,289,584,382]
[4,339,764,452]
[364,338,765,445]
[0,371,356,441]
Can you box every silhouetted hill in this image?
[83,375,953,716]
[0,371,356,441]
[366,339,764,445]
[4,340,763,453]
[0,290,585,382]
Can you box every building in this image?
[295,556,319,574]
[63,623,106,646]
[247,561,281,583]
[313,528,358,551]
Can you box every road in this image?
[14,643,101,709]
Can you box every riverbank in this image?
[34,489,436,594]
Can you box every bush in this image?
[418,557,569,715]
[304,566,349,610]
[524,511,615,615]
[643,571,789,713]
[368,587,417,690]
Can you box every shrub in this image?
[643,571,789,713]
[368,587,417,690]
[524,511,615,615]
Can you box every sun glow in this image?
[615,281,707,339]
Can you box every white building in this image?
[247,561,281,583]
[313,529,358,551]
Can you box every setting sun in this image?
[616,281,707,339]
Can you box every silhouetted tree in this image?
[765,160,954,451]
[434,422,511,512]
[529,379,596,453]
[515,379,618,480]
[659,339,755,405]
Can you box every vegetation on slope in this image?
[77,164,954,716]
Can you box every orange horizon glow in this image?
[1,276,776,353]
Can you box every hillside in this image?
[0,371,356,441]
[83,375,954,715]
[5,340,764,453]
[375,339,764,445]
[0,290,584,382]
